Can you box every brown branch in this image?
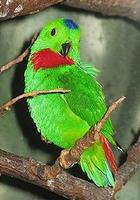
[63,0,140,22]
[0,32,38,74]
[115,136,140,193]
[1,0,140,22]
[0,149,113,200]
[0,135,140,200]
[0,0,63,21]
[0,89,70,115]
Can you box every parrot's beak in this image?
[60,42,71,57]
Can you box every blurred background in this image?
[0,5,140,200]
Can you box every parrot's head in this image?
[31,18,81,70]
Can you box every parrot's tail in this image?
[80,134,118,187]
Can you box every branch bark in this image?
[0,149,112,200]
[115,136,140,192]
[0,135,140,200]
[1,0,140,22]
[0,0,63,21]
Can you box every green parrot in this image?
[24,18,118,187]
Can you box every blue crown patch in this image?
[64,19,78,29]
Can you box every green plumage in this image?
[24,18,117,187]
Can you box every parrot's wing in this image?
[59,66,115,145]
[77,62,100,77]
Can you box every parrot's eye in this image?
[51,28,56,36]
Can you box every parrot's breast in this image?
[25,64,89,148]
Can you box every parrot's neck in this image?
[30,38,81,70]
[31,49,75,71]
[25,43,81,93]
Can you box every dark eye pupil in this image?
[51,28,56,36]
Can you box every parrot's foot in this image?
[59,149,77,169]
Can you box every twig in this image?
[0,89,70,115]
[0,33,38,74]
[59,96,126,169]
[0,135,139,200]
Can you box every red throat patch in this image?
[31,48,74,70]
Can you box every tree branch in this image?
[1,0,140,22]
[0,0,63,21]
[0,135,140,200]
[115,136,140,193]
[0,148,112,200]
